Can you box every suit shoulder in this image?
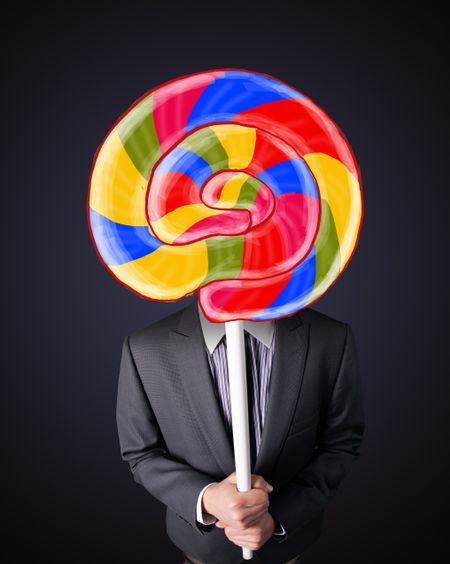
[297,308,353,363]
[299,307,349,337]
[126,303,191,347]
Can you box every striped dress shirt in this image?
[198,305,276,459]
[205,329,275,460]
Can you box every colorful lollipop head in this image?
[88,69,363,322]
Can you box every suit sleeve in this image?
[116,336,216,535]
[268,323,365,540]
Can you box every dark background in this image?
[2,1,449,563]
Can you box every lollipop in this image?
[88,69,363,559]
[88,69,362,323]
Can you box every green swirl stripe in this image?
[116,94,161,180]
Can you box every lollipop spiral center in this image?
[146,124,280,245]
[145,122,320,282]
[201,170,275,229]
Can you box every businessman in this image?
[116,300,364,563]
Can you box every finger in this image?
[215,521,225,528]
[237,501,269,516]
[239,488,269,507]
[237,504,269,526]
[228,537,249,549]
[242,500,270,512]
[225,532,256,550]
[224,526,245,537]
[225,525,257,539]
[225,530,250,546]
[228,503,268,529]
[251,474,273,492]
[243,507,269,528]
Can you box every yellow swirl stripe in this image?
[210,124,256,169]
[110,240,208,300]
[303,153,362,269]
[151,203,228,244]
[217,173,250,206]
[90,129,148,226]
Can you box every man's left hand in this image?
[216,511,276,551]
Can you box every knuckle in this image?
[229,499,240,510]
[239,518,247,527]
[232,495,243,508]
[232,510,243,522]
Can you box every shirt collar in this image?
[197,303,275,354]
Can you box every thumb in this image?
[251,474,273,492]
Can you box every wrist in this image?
[202,483,218,516]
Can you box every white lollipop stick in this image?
[225,320,253,561]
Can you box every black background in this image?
[2,1,449,563]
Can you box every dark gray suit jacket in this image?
[116,302,364,564]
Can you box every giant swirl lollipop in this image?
[88,69,363,559]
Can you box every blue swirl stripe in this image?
[251,249,316,320]
[186,71,304,132]
[257,159,318,197]
[154,147,212,187]
[90,209,162,266]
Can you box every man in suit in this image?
[116,300,364,563]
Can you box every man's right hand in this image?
[202,472,273,529]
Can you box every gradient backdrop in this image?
[2,2,449,563]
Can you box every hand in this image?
[216,511,276,551]
[202,472,272,529]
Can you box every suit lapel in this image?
[170,302,235,476]
[254,314,310,478]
